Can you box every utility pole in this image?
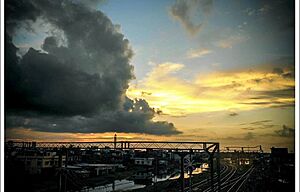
[112,181,115,192]
[189,151,193,192]
[210,155,214,192]
[154,154,158,192]
[114,133,117,149]
[64,148,68,192]
[58,151,62,192]
[216,144,221,192]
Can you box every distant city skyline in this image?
[5,0,295,152]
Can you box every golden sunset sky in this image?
[5,0,295,152]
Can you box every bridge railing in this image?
[6,141,219,152]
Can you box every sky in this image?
[5,0,295,152]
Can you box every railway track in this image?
[188,163,254,192]
[224,166,254,192]
[202,164,238,192]
[186,163,236,191]
[189,164,228,189]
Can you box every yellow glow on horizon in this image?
[5,128,157,142]
[127,62,295,116]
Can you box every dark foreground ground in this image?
[5,159,295,192]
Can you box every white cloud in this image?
[186,48,212,58]
[216,34,249,48]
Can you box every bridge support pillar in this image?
[174,152,189,192]
[210,156,214,192]
[206,143,221,192]
[181,155,185,192]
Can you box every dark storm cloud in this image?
[5,0,180,135]
[6,0,133,115]
[8,98,180,135]
[275,125,295,137]
[5,0,42,34]
[6,110,179,135]
[169,0,213,36]
[71,0,106,8]
[15,47,117,115]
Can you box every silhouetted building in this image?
[269,147,294,191]
[16,151,66,174]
